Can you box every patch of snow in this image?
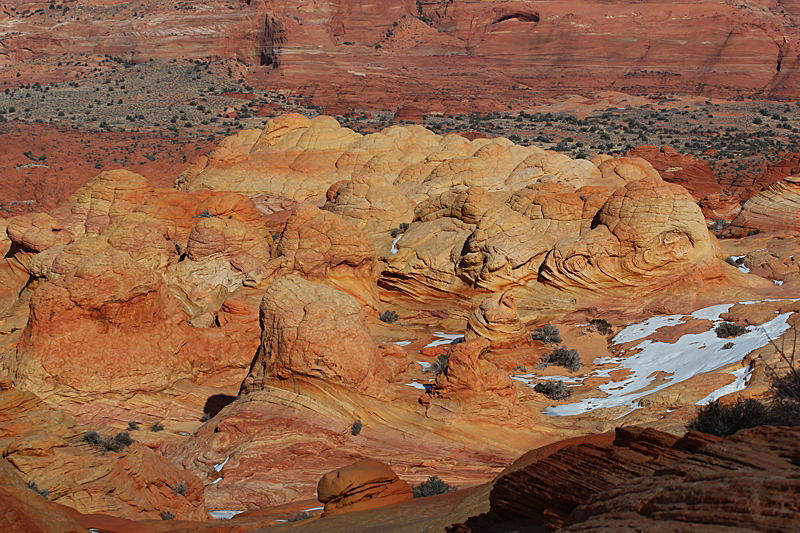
[730,256,749,274]
[210,510,245,520]
[417,361,433,372]
[696,366,753,405]
[406,382,427,390]
[395,340,412,346]
[423,332,463,348]
[390,236,401,254]
[774,280,784,286]
[302,506,324,512]
[612,314,685,344]
[544,310,792,417]
[209,477,222,485]
[178,431,190,436]
[213,456,229,472]
[89,529,100,533]
[690,303,733,320]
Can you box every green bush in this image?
[412,476,456,498]
[531,325,561,344]
[150,421,165,432]
[589,318,613,335]
[103,432,133,452]
[379,310,399,323]
[687,398,773,437]
[540,346,581,372]
[715,322,746,338]
[534,380,572,401]
[350,420,362,436]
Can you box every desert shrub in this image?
[428,354,449,377]
[589,318,613,335]
[540,346,581,372]
[27,481,49,500]
[710,218,731,232]
[715,322,746,338]
[350,420,362,436]
[201,412,212,422]
[722,342,735,350]
[687,398,773,437]
[534,380,572,401]
[127,421,139,431]
[725,256,745,266]
[289,511,312,522]
[531,324,561,344]
[172,481,187,496]
[150,421,165,432]
[103,432,134,453]
[398,222,409,232]
[412,476,456,498]
[82,431,104,447]
[160,511,175,520]
[770,367,800,426]
[194,209,214,218]
[389,227,401,238]
[379,310,399,324]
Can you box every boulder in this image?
[421,338,521,423]
[240,276,390,398]
[317,459,413,517]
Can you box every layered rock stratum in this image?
[2,0,800,109]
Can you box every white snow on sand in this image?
[395,340,412,346]
[209,477,222,485]
[696,365,753,405]
[210,510,245,520]
[417,361,433,372]
[406,382,427,390]
[390,236,401,254]
[423,332,463,348]
[730,256,750,274]
[612,315,686,344]
[213,456,229,472]
[544,304,792,417]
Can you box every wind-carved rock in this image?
[240,276,391,399]
[465,291,528,347]
[317,459,413,517]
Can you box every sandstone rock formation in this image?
[325,174,415,235]
[627,145,722,201]
[421,338,524,423]
[0,387,207,521]
[730,176,800,236]
[539,175,728,296]
[562,425,800,532]
[9,246,257,402]
[240,275,390,398]
[464,291,527,347]
[317,459,413,517]
[257,203,380,308]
